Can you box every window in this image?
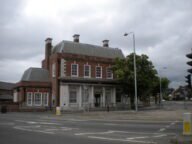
[69,91,77,103]
[52,63,56,77]
[27,92,33,106]
[42,93,49,106]
[71,64,78,77]
[96,66,102,78]
[84,65,91,78]
[106,67,113,79]
[34,93,42,106]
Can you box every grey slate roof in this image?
[0,81,15,90]
[52,40,124,59]
[21,67,50,82]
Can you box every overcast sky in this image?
[0,0,192,89]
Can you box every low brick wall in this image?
[0,102,19,112]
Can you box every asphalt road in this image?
[0,111,182,144]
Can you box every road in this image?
[0,111,182,144]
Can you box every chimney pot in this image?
[73,34,80,42]
[102,40,109,47]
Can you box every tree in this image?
[113,53,161,109]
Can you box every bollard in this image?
[56,107,61,116]
[183,113,192,135]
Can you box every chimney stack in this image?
[102,40,109,47]
[45,37,52,70]
[73,34,80,42]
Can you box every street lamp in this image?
[158,67,167,107]
[124,32,138,112]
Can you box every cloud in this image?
[0,0,192,89]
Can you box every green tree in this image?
[113,53,159,109]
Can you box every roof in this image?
[0,81,15,90]
[21,67,50,82]
[52,40,124,59]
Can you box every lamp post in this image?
[158,67,167,107]
[124,32,138,112]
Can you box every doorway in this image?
[94,94,101,107]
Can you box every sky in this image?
[0,0,192,89]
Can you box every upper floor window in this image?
[84,65,91,78]
[106,67,113,79]
[71,64,78,77]
[96,66,102,78]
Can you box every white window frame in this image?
[106,67,113,79]
[84,64,91,78]
[27,92,33,106]
[34,92,42,106]
[71,64,79,77]
[42,93,49,106]
[96,66,102,78]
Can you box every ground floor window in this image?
[34,93,42,106]
[42,93,49,106]
[26,91,49,107]
[69,87,77,103]
[27,92,33,106]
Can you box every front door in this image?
[94,94,101,107]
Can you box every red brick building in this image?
[15,34,126,111]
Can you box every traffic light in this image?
[186,53,192,74]
[185,74,191,88]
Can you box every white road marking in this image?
[127,136,150,140]
[15,120,60,125]
[88,136,157,144]
[103,123,119,126]
[75,131,114,136]
[152,134,167,138]
[13,125,55,134]
[159,128,166,132]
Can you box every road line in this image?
[126,136,149,140]
[159,128,166,132]
[75,131,114,136]
[88,136,156,144]
[103,123,119,126]
[153,134,167,138]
